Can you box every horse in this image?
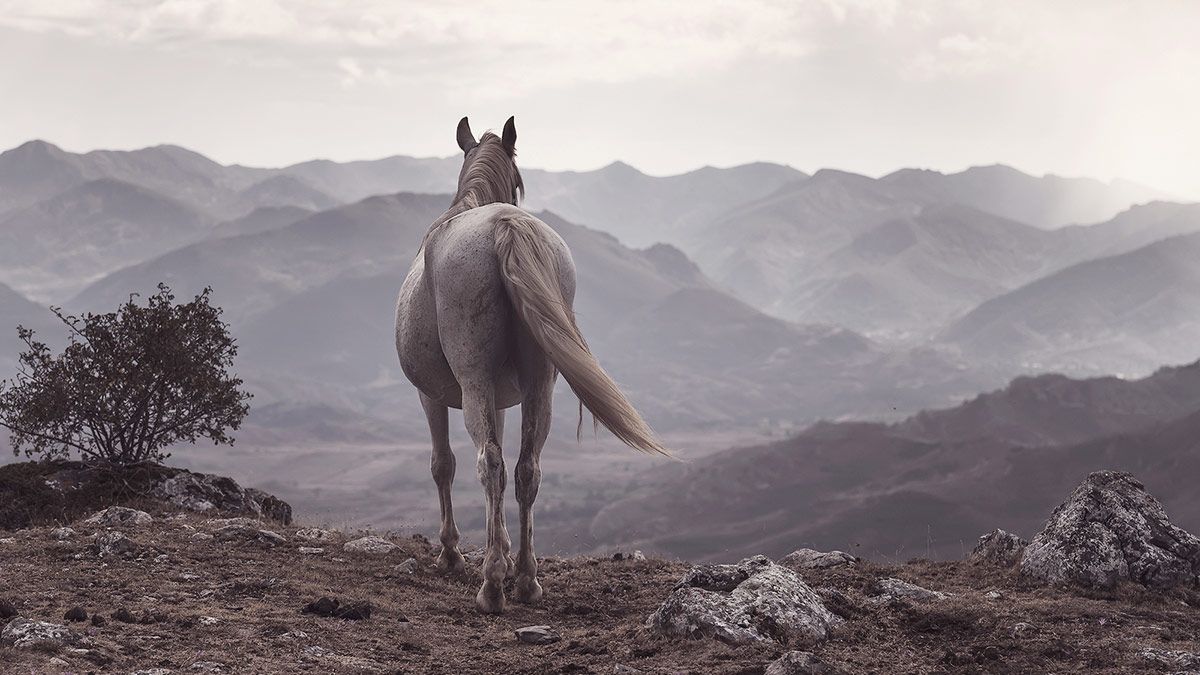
[394,116,668,613]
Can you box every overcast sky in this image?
[1,0,1197,197]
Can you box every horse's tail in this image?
[494,213,670,457]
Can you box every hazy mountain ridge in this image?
[590,360,1200,561]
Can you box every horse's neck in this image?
[422,183,507,245]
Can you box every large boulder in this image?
[968,529,1027,567]
[647,555,839,647]
[152,471,292,524]
[1020,471,1200,589]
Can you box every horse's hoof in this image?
[436,548,467,575]
[513,575,543,605]
[475,583,506,614]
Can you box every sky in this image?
[0,0,1197,198]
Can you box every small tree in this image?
[0,284,251,464]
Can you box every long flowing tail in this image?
[494,213,670,456]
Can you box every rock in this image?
[766,650,844,675]
[90,614,107,627]
[343,536,397,555]
[613,666,643,674]
[0,617,83,648]
[82,506,152,527]
[869,578,949,604]
[191,661,225,672]
[1020,471,1200,589]
[611,550,646,561]
[968,529,1028,567]
[294,528,337,542]
[213,524,286,547]
[198,616,221,626]
[0,599,17,619]
[647,555,839,647]
[781,548,857,570]
[515,625,561,644]
[191,532,215,541]
[112,608,136,623]
[299,546,324,555]
[334,601,373,621]
[153,471,292,524]
[47,656,70,667]
[204,517,264,529]
[1010,622,1033,638]
[394,558,419,574]
[985,590,1004,600]
[50,527,76,540]
[90,531,137,557]
[63,607,88,622]
[302,597,340,617]
[1139,646,1200,670]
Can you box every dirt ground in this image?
[3,510,1200,674]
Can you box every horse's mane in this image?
[452,132,524,211]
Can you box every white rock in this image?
[647,555,840,646]
[82,506,153,527]
[343,536,398,555]
[50,527,76,540]
[294,528,337,542]
[515,625,561,644]
[91,531,137,557]
[198,616,220,626]
[0,618,83,648]
[870,577,949,604]
[766,650,842,675]
[203,517,263,530]
[191,532,214,541]
[48,656,71,668]
[781,548,857,570]
[985,590,1004,600]
[299,546,325,555]
[394,558,419,574]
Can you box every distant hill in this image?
[945,230,1200,376]
[881,164,1169,229]
[591,360,1200,561]
[0,178,214,300]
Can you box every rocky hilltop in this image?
[3,466,1200,674]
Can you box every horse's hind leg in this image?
[462,383,510,614]
[513,375,552,604]
[421,392,465,574]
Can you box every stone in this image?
[968,529,1028,567]
[1020,471,1200,589]
[611,550,646,562]
[198,616,220,626]
[394,558,419,574]
[515,625,561,644]
[869,577,949,604]
[90,614,107,627]
[63,607,88,622]
[766,650,844,675]
[213,524,286,547]
[48,656,70,667]
[1011,622,1033,638]
[299,546,324,555]
[112,608,136,623]
[647,555,839,647]
[985,590,1004,600]
[90,531,137,557]
[0,618,83,648]
[781,548,857,570]
[613,666,643,674]
[204,517,264,529]
[302,597,340,617]
[343,536,398,555]
[0,599,17,619]
[50,527,76,540]
[1139,646,1200,670]
[191,532,214,541]
[82,506,152,527]
[153,471,292,525]
[294,528,337,542]
[334,601,372,621]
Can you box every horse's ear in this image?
[502,116,517,155]
[456,117,477,154]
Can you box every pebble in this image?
[985,590,1004,600]
[50,527,76,540]
[343,536,398,554]
[191,532,214,541]
[63,607,88,622]
[298,547,324,555]
[394,558,419,574]
[515,625,561,645]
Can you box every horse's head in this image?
[453,116,523,207]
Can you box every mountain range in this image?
[0,138,1197,557]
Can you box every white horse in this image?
[395,116,668,613]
